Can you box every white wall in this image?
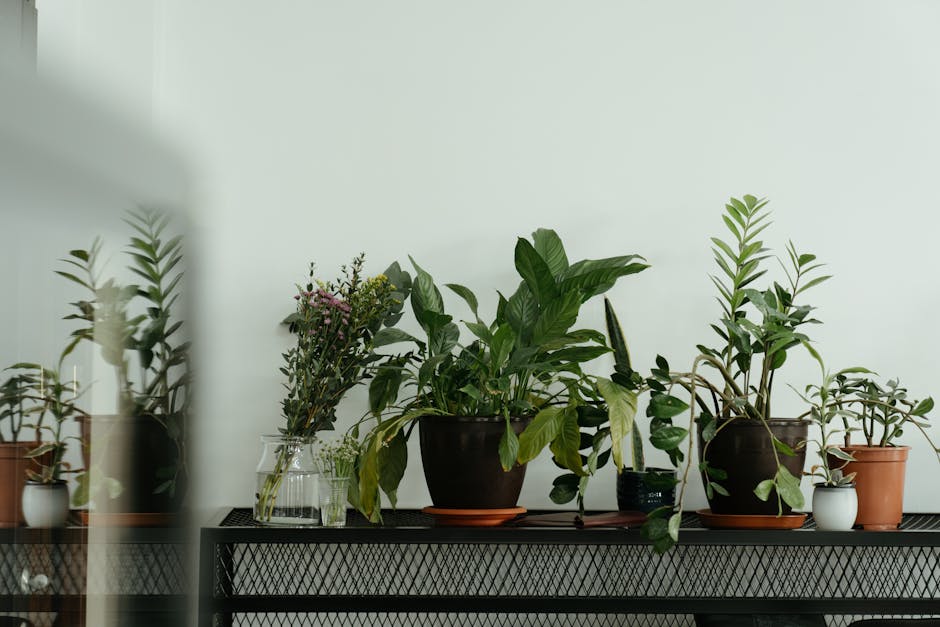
[31,0,940,517]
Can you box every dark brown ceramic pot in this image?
[699,418,808,515]
[419,415,531,509]
[78,414,183,514]
[828,445,908,530]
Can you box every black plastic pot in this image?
[419,415,531,509]
[79,414,183,514]
[616,467,676,513]
[698,418,808,515]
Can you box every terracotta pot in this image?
[419,415,531,509]
[829,445,909,530]
[699,418,808,515]
[0,442,50,527]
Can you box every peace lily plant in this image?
[356,228,649,521]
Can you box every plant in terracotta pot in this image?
[16,363,88,527]
[636,195,831,552]
[0,369,50,527]
[254,255,404,525]
[816,372,937,530]
[357,228,649,523]
[57,209,191,515]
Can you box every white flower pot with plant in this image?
[796,349,866,531]
[13,364,86,527]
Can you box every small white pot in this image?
[22,481,70,528]
[812,484,858,531]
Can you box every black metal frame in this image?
[199,508,940,627]
[1,522,188,627]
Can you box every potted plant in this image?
[357,228,649,523]
[797,350,866,531]
[57,209,190,517]
[637,195,831,552]
[254,255,403,525]
[18,364,87,527]
[819,372,937,530]
[0,369,52,527]
[546,299,677,515]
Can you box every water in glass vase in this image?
[254,470,320,526]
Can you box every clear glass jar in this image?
[319,475,350,527]
[254,435,319,526]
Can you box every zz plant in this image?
[636,195,831,551]
[357,229,649,521]
[57,208,190,504]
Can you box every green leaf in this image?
[667,512,682,542]
[445,283,480,318]
[373,328,424,349]
[772,437,796,457]
[559,264,649,302]
[378,431,408,507]
[710,482,730,497]
[459,384,482,401]
[490,324,516,370]
[532,291,581,344]
[369,366,403,416]
[409,256,445,328]
[596,377,637,472]
[515,238,559,305]
[649,426,688,451]
[775,466,804,510]
[604,298,631,371]
[549,406,586,476]
[506,284,538,343]
[912,397,934,417]
[517,406,566,464]
[545,346,611,365]
[532,228,569,277]
[549,473,579,504]
[429,322,460,355]
[648,394,689,420]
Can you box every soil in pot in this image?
[699,418,808,515]
[0,442,53,527]
[616,468,676,513]
[419,415,531,509]
[828,445,908,530]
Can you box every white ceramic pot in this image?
[22,481,70,528]
[812,484,858,531]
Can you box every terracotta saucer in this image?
[697,509,807,530]
[422,506,526,527]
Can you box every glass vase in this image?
[319,475,350,527]
[254,435,319,526]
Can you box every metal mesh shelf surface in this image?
[200,508,940,626]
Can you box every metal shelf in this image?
[199,508,940,626]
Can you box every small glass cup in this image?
[319,475,350,527]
